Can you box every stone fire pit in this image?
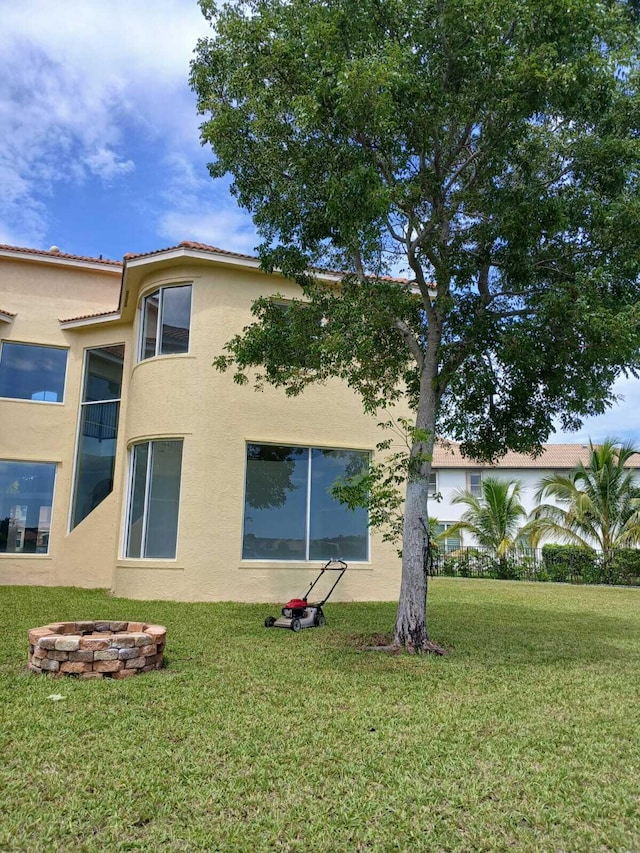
[28,621,167,679]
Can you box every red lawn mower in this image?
[264,559,347,631]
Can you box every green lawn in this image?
[1,580,639,852]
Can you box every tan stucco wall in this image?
[0,252,404,602]
[0,256,127,588]
[115,260,403,602]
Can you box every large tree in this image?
[191,0,640,651]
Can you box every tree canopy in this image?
[191,0,640,650]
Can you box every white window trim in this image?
[122,438,185,560]
[0,340,69,405]
[137,283,193,362]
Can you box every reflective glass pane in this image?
[126,443,149,558]
[160,285,191,355]
[84,345,124,402]
[71,402,120,529]
[145,441,183,558]
[0,460,56,553]
[142,293,159,360]
[0,343,67,402]
[242,445,308,559]
[309,449,369,561]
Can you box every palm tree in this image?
[446,477,530,566]
[526,438,640,551]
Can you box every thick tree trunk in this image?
[394,475,432,650]
[393,362,445,653]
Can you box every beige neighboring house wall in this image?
[0,243,403,602]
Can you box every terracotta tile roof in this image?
[123,240,256,263]
[0,309,16,318]
[123,241,413,283]
[59,309,120,323]
[432,442,640,469]
[0,244,121,266]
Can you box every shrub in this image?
[604,549,640,586]
[541,545,597,583]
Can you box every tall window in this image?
[468,472,483,497]
[140,284,192,360]
[70,345,124,529]
[125,440,184,558]
[0,342,67,402]
[242,444,369,561]
[0,461,56,553]
[429,472,438,497]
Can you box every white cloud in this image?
[0,0,211,245]
[157,153,258,254]
[85,148,135,181]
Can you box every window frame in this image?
[137,283,193,362]
[0,459,58,555]
[123,438,184,560]
[467,471,483,497]
[0,340,68,404]
[69,344,125,531]
[241,442,371,563]
[434,521,462,553]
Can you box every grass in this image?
[1,580,639,853]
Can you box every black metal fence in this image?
[429,545,640,587]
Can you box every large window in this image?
[140,285,192,360]
[70,345,124,529]
[242,444,369,561]
[0,342,67,402]
[125,440,184,558]
[0,461,56,553]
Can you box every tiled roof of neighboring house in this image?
[432,442,640,469]
[0,309,16,320]
[0,244,121,266]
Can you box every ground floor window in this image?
[242,444,369,561]
[125,440,183,559]
[434,522,462,553]
[0,460,56,553]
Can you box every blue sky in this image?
[1,0,639,444]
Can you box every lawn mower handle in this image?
[302,559,348,605]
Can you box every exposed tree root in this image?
[363,639,449,655]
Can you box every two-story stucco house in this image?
[0,241,408,602]
[1,241,634,601]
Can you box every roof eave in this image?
[59,312,122,329]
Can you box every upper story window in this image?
[429,472,438,497]
[139,284,192,361]
[0,342,67,403]
[468,471,483,497]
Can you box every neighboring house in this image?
[430,443,640,550]
[1,242,637,602]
